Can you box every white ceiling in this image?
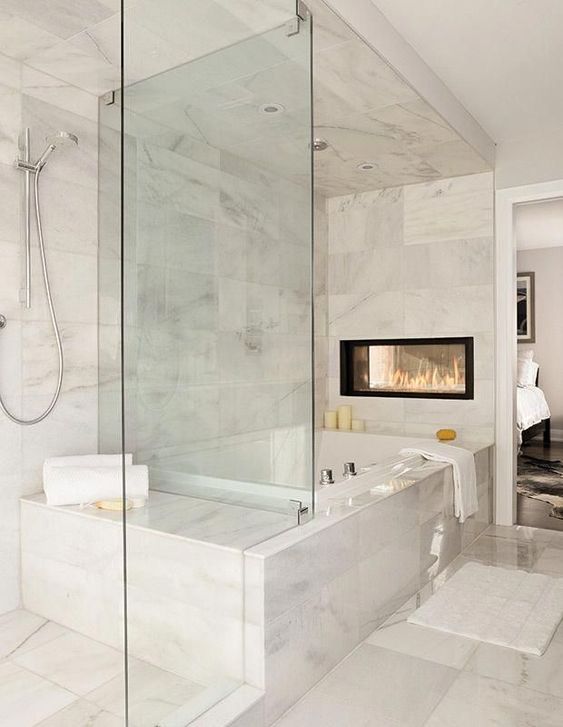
[515,198,563,250]
[368,0,563,144]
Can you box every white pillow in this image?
[518,349,534,362]
[517,359,539,387]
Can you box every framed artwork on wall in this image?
[517,271,535,343]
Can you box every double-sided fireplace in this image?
[340,337,474,400]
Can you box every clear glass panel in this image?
[105,5,314,724]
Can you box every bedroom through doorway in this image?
[515,198,563,531]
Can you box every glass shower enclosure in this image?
[99,3,314,723]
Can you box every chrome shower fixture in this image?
[0,128,78,426]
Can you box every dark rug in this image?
[518,455,563,519]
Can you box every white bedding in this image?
[517,385,551,442]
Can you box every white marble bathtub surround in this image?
[327,171,495,441]
[245,444,492,724]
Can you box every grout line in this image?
[4,619,49,659]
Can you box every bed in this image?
[517,367,551,445]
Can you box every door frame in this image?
[495,179,563,525]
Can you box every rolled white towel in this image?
[44,464,148,507]
[43,454,133,482]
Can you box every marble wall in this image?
[0,53,99,614]
[326,171,495,442]
[245,445,493,725]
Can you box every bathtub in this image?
[315,431,441,509]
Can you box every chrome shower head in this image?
[45,130,79,148]
[36,131,79,169]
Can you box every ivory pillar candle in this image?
[351,419,365,432]
[324,410,337,429]
[337,405,352,430]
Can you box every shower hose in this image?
[0,165,64,425]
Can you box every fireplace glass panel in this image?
[341,338,474,399]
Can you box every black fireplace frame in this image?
[340,336,475,400]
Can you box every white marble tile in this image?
[358,524,421,636]
[264,566,360,724]
[20,389,98,491]
[327,187,403,254]
[402,237,493,290]
[262,514,358,622]
[534,548,563,577]
[314,39,419,125]
[0,53,21,88]
[462,534,546,571]
[366,620,477,670]
[0,162,21,244]
[404,283,494,337]
[125,583,244,685]
[275,644,456,727]
[1,0,114,40]
[0,661,76,727]
[13,630,124,696]
[328,246,403,295]
[0,80,21,166]
[22,249,97,325]
[404,172,494,245]
[88,657,204,727]
[36,699,122,727]
[0,609,66,660]
[425,671,563,727]
[0,13,62,62]
[485,523,556,545]
[417,138,491,179]
[22,322,98,396]
[466,640,563,700]
[328,290,405,338]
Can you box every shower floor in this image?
[24,489,296,551]
[0,609,206,727]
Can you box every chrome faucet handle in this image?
[0,315,6,329]
[319,468,334,487]
[343,462,357,477]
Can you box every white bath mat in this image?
[408,561,563,655]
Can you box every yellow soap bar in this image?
[436,429,457,441]
[94,499,133,511]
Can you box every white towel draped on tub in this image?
[399,441,478,523]
[43,454,148,506]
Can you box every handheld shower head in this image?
[45,130,79,148]
[36,131,79,169]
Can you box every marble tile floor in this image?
[274,524,563,727]
[25,490,296,551]
[0,609,207,727]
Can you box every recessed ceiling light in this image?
[313,138,329,151]
[357,161,377,171]
[258,103,285,115]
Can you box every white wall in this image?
[496,129,563,190]
[517,245,563,431]
[326,171,495,441]
[0,54,99,614]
